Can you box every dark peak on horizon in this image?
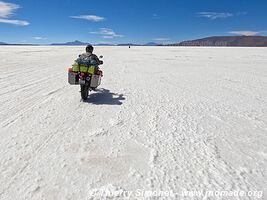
[170,35,267,47]
[51,40,91,46]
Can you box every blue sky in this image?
[0,0,266,44]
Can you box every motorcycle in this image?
[68,56,103,100]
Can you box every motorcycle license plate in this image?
[79,80,86,85]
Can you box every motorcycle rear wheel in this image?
[80,85,89,100]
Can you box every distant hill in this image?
[172,36,267,47]
[144,42,161,46]
[0,42,38,46]
[94,43,115,46]
[51,40,90,46]
[117,43,142,46]
[117,42,161,46]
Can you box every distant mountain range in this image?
[51,40,90,46]
[144,42,161,46]
[173,36,267,47]
[95,43,116,46]
[117,42,160,46]
[1,36,267,46]
[50,40,160,46]
[0,42,38,46]
[117,43,141,46]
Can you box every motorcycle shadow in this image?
[85,88,125,105]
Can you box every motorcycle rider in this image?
[79,45,103,65]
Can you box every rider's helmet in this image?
[86,45,94,53]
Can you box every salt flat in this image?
[0,46,266,199]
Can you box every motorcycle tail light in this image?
[97,70,103,76]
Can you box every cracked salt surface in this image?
[0,46,266,199]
